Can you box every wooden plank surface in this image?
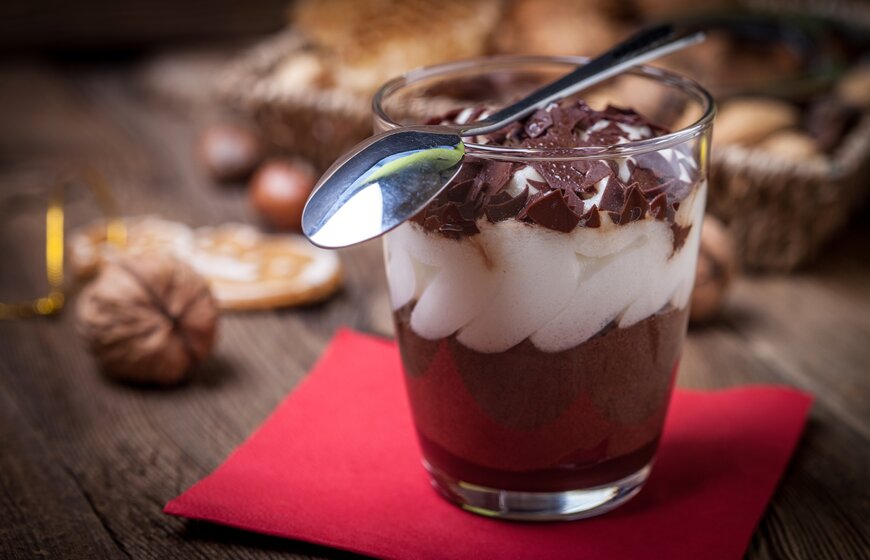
[0,55,868,560]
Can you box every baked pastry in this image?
[69,217,342,310]
[714,97,799,146]
[494,0,625,57]
[291,0,504,93]
[191,223,342,310]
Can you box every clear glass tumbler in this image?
[375,56,714,520]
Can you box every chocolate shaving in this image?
[548,103,586,135]
[437,205,479,237]
[486,187,529,223]
[524,109,554,138]
[570,159,591,174]
[563,188,585,213]
[527,179,549,192]
[590,122,628,145]
[503,121,525,142]
[480,121,524,144]
[581,161,613,187]
[648,192,669,220]
[517,190,546,221]
[601,104,646,126]
[628,166,660,194]
[607,158,635,181]
[472,193,487,214]
[524,190,580,233]
[671,224,691,252]
[579,206,601,228]
[425,108,462,125]
[436,203,461,224]
[487,191,513,205]
[452,160,483,184]
[533,161,586,192]
[446,180,473,203]
[619,184,649,224]
[458,198,478,221]
[423,215,440,230]
[572,101,598,130]
[634,152,675,180]
[598,179,625,213]
[409,98,702,237]
[644,178,674,199]
[476,160,513,196]
[575,186,596,200]
[667,180,693,204]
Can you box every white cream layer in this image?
[384,182,706,354]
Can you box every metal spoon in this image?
[302,23,705,249]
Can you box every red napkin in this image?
[165,329,812,560]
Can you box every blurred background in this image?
[2,0,868,275]
[1,3,868,557]
[1,0,869,328]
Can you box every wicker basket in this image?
[714,0,870,271]
[709,117,870,271]
[222,26,870,272]
[218,32,373,171]
[218,31,491,171]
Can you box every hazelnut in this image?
[690,215,738,324]
[197,123,263,182]
[249,159,317,231]
[714,98,798,147]
[77,253,218,385]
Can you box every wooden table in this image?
[1,54,868,560]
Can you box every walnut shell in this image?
[690,216,738,324]
[76,253,218,385]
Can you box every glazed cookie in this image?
[189,223,342,310]
[69,217,342,310]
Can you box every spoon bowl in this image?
[302,127,464,248]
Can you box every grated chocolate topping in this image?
[412,100,700,238]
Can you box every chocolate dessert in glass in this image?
[374,57,714,520]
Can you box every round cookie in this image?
[190,224,342,310]
[68,217,342,310]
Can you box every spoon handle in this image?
[463,23,705,137]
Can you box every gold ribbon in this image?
[0,169,125,319]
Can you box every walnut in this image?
[76,253,218,385]
[690,216,738,324]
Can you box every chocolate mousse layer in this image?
[395,303,689,492]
